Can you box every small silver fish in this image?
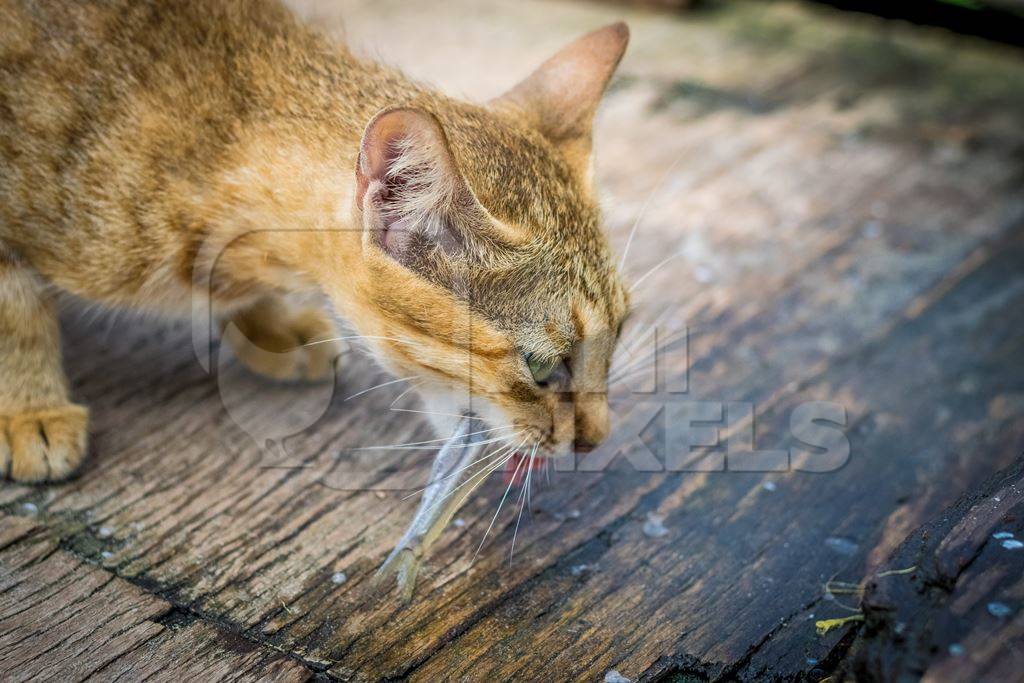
[375,415,492,600]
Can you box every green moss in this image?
[650,80,776,115]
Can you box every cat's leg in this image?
[0,260,88,482]
[221,296,343,382]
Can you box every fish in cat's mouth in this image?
[375,395,600,598]
[375,413,494,599]
[375,410,581,597]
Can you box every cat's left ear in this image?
[355,107,473,263]
[490,22,629,177]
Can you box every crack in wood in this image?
[0,522,340,680]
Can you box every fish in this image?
[375,414,492,600]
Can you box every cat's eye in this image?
[525,354,561,386]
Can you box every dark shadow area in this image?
[808,0,1024,47]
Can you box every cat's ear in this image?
[490,22,628,171]
[355,107,471,262]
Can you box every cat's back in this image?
[0,0,328,281]
[0,0,305,142]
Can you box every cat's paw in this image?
[0,404,89,483]
[224,305,343,382]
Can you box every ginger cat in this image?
[0,0,629,482]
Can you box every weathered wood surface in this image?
[2,0,1023,680]
[849,454,1024,682]
[0,513,309,681]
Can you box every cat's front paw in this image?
[224,305,343,382]
[0,404,89,483]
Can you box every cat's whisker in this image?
[426,436,528,519]
[301,334,412,348]
[351,434,517,452]
[611,309,676,365]
[509,463,530,565]
[609,363,652,385]
[610,339,656,377]
[619,156,684,272]
[350,425,517,451]
[388,381,423,408]
[609,362,686,391]
[609,347,659,378]
[629,252,683,293]
[401,432,525,501]
[509,444,539,564]
[610,346,659,377]
[620,308,677,344]
[344,376,416,402]
[609,347,678,384]
[608,344,689,386]
[608,324,689,382]
[527,444,538,508]
[418,448,519,521]
[389,407,468,419]
[473,444,529,563]
[608,363,656,388]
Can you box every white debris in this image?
[98,526,113,539]
[331,571,348,585]
[762,481,777,492]
[453,518,467,528]
[1001,539,1023,551]
[987,602,1013,618]
[992,531,1014,540]
[100,551,114,560]
[642,512,668,538]
[604,670,631,683]
[824,536,859,556]
[21,502,38,514]
[948,643,965,657]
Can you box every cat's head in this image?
[348,23,630,457]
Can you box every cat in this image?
[0,0,629,482]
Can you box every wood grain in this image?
[850,455,1024,682]
[0,513,309,681]
[1,0,1023,680]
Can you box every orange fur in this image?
[0,0,629,481]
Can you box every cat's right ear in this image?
[490,23,629,176]
[355,108,471,263]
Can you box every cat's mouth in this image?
[501,449,547,485]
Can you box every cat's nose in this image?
[574,436,598,454]
[574,396,609,454]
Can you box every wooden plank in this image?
[0,513,169,681]
[0,512,311,681]
[0,0,1022,679]
[403,233,1024,682]
[848,455,1024,682]
[91,621,310,683]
